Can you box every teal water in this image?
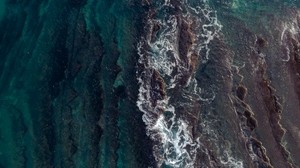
[0,0,154,167]
[0,0,4,19]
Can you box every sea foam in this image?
[137,1,243,167]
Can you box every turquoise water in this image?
[0,0,155,167]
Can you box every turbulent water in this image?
[1,0,300,168]
[136,1,237,167]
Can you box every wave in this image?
[280,12,300,62]
[137,0,243,167]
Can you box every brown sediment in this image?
[256,36,268,48]
[255,36,268,54]
[257,76,293,168]
[251,34,295,166]
[190,52,199,72]
[197,147,222,168]
[249,138,272,166]
[225,14,296,165]
[231,84,273,168]
[232,47,295,167]
[150,21,161,43]
[178,18,194,64]
[210,5,300,168]
[244,110,257,131]
[279,32,300,167]
[258,80,285,141]
[287,34,300,104]
[175,15,200,88]
[179,15,199,74]
[150,69,166,108]
[236,85,247,101]
[230,40,273,167]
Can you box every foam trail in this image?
[280,15,300,62]
[137,1,243,167]
[184,0,223,63]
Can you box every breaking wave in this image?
[137,0,243,167]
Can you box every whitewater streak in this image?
[137,0,243,167]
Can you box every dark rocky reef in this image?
[216,4,300,167]
[0,0,155,167]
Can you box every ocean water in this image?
[0,0,4,19]
[1,0,300,168]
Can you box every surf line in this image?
[136,1,240,167]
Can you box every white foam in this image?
[184,0,223,63]
[280,25,288,43]
[280,14,300,62]
[220,151,244,168]
[136,0,243,167]
[181,78,216,103]
[137,13,201,167]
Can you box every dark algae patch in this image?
[1,0,300,168]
